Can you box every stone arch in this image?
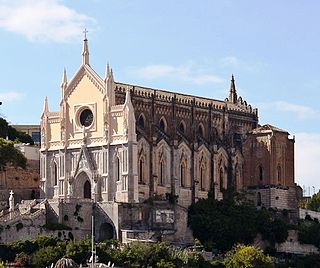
[83,180,91,199]
[155,140,171,187]
[137,113,146,129]
[232,151,244,190]
[159,116,167,132]
[74,171,92,199]
[216,147,228,193]
[98,222,116,242]
[178,142,191,188]
[179,120,186,134]
[198,123,205,137]
[137,138,150,185]
[197,145,210,191]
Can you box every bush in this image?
[224,244,273,268]
[32,246,63,267]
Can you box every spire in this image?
[125,86,132,105]
[229,74,237,104]
[61,68,67,88]
[42,96,49,115]
[105,63,110,81]
[82,29,89,65]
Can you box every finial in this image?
[83,28,88,40]
[82,30,89,65]
[61,68,67,87]
[229,74,237,104]
[105,63,110,81]
[43,96,49,114]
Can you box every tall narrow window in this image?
[198,125,204,137]
[139,158,144,183]
[277,166,281,184]
[53,162,58,186]
[138,114,145,129]
[180,163,186,187]
[219,167,224,192]
[160,161,164,185]
[257,192,262,206]
[116,157,120,181]
[159,118,166,132]
[200,166,204,190]
[259,166,263,182]
[179,121,185,134]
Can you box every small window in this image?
[277,166,281,184]
[259,166,263,181]
[180,163,186,187]
[257,192,262,206]
[138,114,145,129]
[160,161,164,185]
[159,118,166,132]
[139,158,144,183]
[198,125,204,137]
[219,167,224,192]
[179,121,185,134]
[200,166,204,190]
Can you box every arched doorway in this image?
[99,222,115,241]
[83,180,91,199]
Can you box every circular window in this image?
[79,108,93,127]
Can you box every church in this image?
[39,37,297,243]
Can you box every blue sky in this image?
[0,0,319,194]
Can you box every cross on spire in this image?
[83,28,88,40]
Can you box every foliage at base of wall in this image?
[298,217,320,248]
[188,191,288,252]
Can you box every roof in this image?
[251,124,289,134]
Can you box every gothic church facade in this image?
[39,38,297,242]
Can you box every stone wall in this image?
[249,186,298,210]
[299,208,320,221]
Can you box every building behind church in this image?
[0,38,298,244]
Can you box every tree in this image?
[0,138,27,170]
[306,192,320,212]
[0,117,34,145]
[188,194,288,252]
[224,244,274,268]
[188,197,258,251]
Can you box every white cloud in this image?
[131,64,224,85]
[259,101,319,120]
[295,132,320,193]
[220,56,240,67]
[0,91,24,102]
[0,0,95,42]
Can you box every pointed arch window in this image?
[198,124,204,137]
[160,161,164,185]
[258,165,263,182]
[116,157,121,181]
[180,162,186,187]
[138,114,145,129]
[159,118,167,132]
[257,192,262,206]
[200,165,204,190]
[219,167,224,192]
[53,162,58,186]
[277,166,281,184]
[179,121,185,134]
[139,157,144,183]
